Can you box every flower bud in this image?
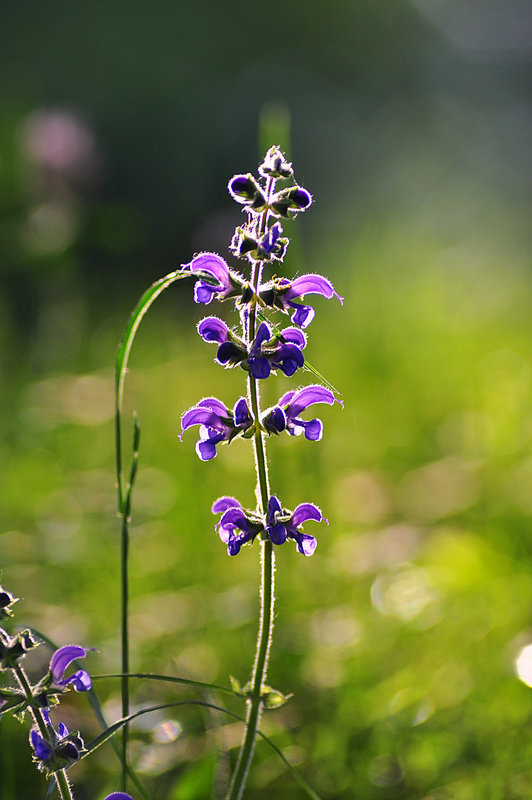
[0,628,38,669]
[259,146,293,179]
[270,186,312,217]
[228,174,267,212]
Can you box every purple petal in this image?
[193,282,216,304]
[186,253,231,287]
[291,187,312,210]
[274,344,305,376]
[294,533,317,556]
[196,439,218,460]
[50,646,88,683]
[105,794,135,800]
[287,386,336,417]
[219,507,257,535]
[216,341,244,365]
[250,356,271,379]
[63,669,92,692]
[303,419,323,441]
[285,274,342,303]
[197,317,228,344]
[277,390,296,407]
[30,730,52,761]
[181,408,223,434]
[267,495,282,524]
[212,496,242,514]
[198,397,229,417]
[279,358,302,378]
[269,523,287,545]
[57,722,69,737]
[227,535,246,556]
[290,303,314,329]
[291,503,323,527]
[262,222,282,253]
[253,322,271,351]
[233,397,251,427]
[280,327,306,349]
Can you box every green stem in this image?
[120,503,130,789]
[226,181,277,800]
[115,401,129,790]
[55,769,74,800]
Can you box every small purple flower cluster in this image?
[180,146,342,556]
[0,586,93,776]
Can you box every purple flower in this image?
[30,710,84,772]
[212,497,262,556]
[183,252,238,305]
[263,385,343,441]
[197,317,247,367]
[247,322,305,379]
[266,496,326,556]
[105,795,135,800]
[49,645,92,693]
[180,397,253,460]
[230,221,288,263]
[260,273,343,329]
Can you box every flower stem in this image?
[55,769,74,800]
[227,184,276,799]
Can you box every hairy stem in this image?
[227,181,277,800]
[55,769,74,800]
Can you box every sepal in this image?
[0,628,39,669]
[0,688,27,715]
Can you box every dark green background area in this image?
[1,2,532,798]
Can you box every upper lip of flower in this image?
[259,273,343,329]
[49,645,92,692]
[183,252,241,304]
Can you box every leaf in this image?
[93,672,236,696]
[115,269,190,414]
[82,700,322,800]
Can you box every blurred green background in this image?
[2,1,532,798]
